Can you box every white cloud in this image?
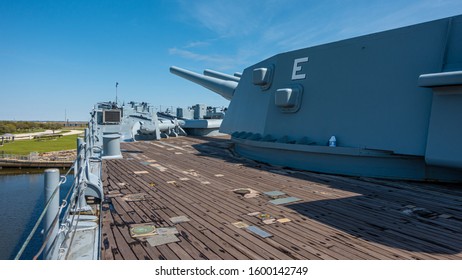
[171,0,462,69]
[181,0,268,37]
[184,41,210,48]
[168,47,244,70]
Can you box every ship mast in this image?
[115,82,119,105]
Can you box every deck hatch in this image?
[269,197,302,205]
[129,224,156,238]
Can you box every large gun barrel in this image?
[170,66,238,100]
[203,69,240,82]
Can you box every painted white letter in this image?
[291,57,309,80]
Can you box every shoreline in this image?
[0,149,75,170]
[0,159,73,169]
[0,167,70,175]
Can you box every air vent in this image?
[103,110,121,124]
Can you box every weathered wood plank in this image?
[100,136,462,260]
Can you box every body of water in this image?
[0,171,72,259]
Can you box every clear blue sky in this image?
[1,0,462,121]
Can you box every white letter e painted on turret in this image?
[291,57,309,80]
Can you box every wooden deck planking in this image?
[100,136,462,260]
[139,161,322,260]
[137,145,434,260]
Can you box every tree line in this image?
[0,121,63,134]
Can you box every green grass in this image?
[0,134,80,155]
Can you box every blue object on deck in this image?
[269,197,302,205]
[246,226,272,238]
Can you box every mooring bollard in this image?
[102,133,122,159]
[44,168,60,259]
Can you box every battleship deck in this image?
[100,136,462,260]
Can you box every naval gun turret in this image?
[170,66,237,100]
[170,15,462,182]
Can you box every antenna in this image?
[115,82,119,105]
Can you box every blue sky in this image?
[1,0,462,121]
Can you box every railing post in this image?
[76,138,83,177]
[90,120,96,148]
[84,128,92,160]
[44,168,60,259]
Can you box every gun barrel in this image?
[170,66,237,100]
[203,69,240,82]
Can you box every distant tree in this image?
[0,121,67,134]
[49,123,62,134]
[0,123,16,133]
[15,122,27,131]
[0,124,7,134]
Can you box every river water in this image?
[0,171,72,260]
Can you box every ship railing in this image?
[14,118,103,260]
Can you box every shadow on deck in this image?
[190,136,462,255]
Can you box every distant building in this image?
[60,121,87,127]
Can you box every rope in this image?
[61,180,87,260]
[33,201,64,260]
[14,180,61,260]
[14,161,78,260]
[32,170,76,259]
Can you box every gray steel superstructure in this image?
[171,14,462,182]
[93,101,186,141]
